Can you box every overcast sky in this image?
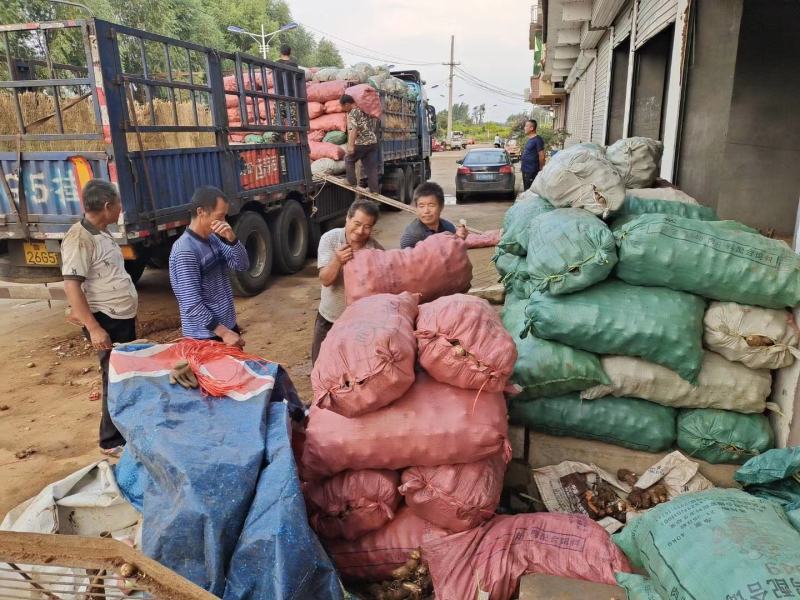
[290,0,534,123]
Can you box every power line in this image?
[454,74,527,102]
[454,67,526,100]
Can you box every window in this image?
[464,150,508,166]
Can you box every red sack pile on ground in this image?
[301,372,509,480]
[307,101,324,119]
[311,292,418,417]
[307,80,349,103]
[465,228,502,249]
[399,453,507,533]
[326,507,449,581]
[309,113,348,132]
[305,469,401,541]
[345,83,382,118]
[309,140,346,162]
[415,294,517,392]
[323,99,346,114]
[423,513,632,600]
[343,233,473,305]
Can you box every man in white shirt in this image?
[61,179,138,457]
[312,199,383,364]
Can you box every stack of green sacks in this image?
[497,166,790,462]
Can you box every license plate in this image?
[23,242,59,266]
[475,173,495,181]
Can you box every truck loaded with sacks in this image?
[0,18,434,297]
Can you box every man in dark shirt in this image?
[400,181,467,248]
[520,119,546,191]
[277,44,297,66]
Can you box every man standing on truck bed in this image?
[521,119,546,191]
[312,199,383,364]
[169,186,249,348]
[61,179,137,458]
[341,94,380,195]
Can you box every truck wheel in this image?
[269,199,309,274]
[124,256,148,285]
[230,211,273,297]
[424,158,431,181]
[307,216,322,258]
[402,166,415,204]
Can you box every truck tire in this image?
[307,216,322,258]
[424,158,431,181]
[402,165,415,204]
[124,256,148,285]
[269,199,309,274]
[230,211,273,297]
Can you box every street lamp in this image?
[227,22,298,59]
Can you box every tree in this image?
[314,38,343,68]
[451,102,470,123]
[436,109,448,133]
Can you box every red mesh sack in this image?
[345,83,383,118]
[305,469,401,541]
[311,292,418,418]
[307,101,324,119]
[423,513,632,600]
[415,294,517,392]
[309,140,346,162]
[323,99,346,114]
[223,72,271,91]
[465,229,502,249]
[309,113,348,132]
[302,372,509,480]
[343,233,473,305]
[308,129,325,142]
[326,507,448,581]
[307,80,349,103]
[399,453,507,533]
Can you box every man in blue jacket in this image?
[520,119,546,191]
[169,186,250,347]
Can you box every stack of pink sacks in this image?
[302,271,517,581]
[223,72,275,143]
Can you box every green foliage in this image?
[314,38,343,68]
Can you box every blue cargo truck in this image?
[0,18,435,296]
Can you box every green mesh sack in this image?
[677,408,774,464]
[508,394,676,452]
[261,132,279,143]
[244,134,263,144]
[494,252,534,299]
[735,448,800,530]
[497,192,554,256]
[613,489,800,600]
[615,214,800,309]
[502,297,609,399]
[616,189,718,220]
[524,279,706,383]
[323,130,347,145]
[614,574,662,600]
[525,208,617,295]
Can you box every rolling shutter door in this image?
[565,79,583,148]
[580,59,597,144]
[591,32,612,144]
[635,0,677,49]
[614,4,633,46]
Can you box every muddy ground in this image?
[0,148,515,515]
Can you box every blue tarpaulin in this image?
[109,342,342,599]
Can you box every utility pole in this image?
[442,35,460,143]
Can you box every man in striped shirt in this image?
[169,186,249,347]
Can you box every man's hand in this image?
[221,329,245,348]
[334,243,354,265]
[455,224,468,240]
[88,325,112,351]
[211,219,236,243]
[346,145,355,156]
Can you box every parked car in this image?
[455,148,516,202]
[505,138,520,162]
[445,131,466,151]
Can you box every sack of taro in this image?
[305,469,400,541]
[496,191,554,256]
[423,513,631,600]
[524,278,706,383]
[613,489,800,600]
[525,208,617,295]
[614,214,800,309]
[704,301,800,369]
[343,233,472,305]
[509,394,677,453]
[676,409,774,464]
[502,295,610,399]
[302,372,509,480]
[415,294,517,392]
[605,136,663,188]
[326,507,448,581]
[581,351,772,413]
[531,143,625,218]
[311,292,417,418]
[399,453,507,533]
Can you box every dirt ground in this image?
[0,148,514,516]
